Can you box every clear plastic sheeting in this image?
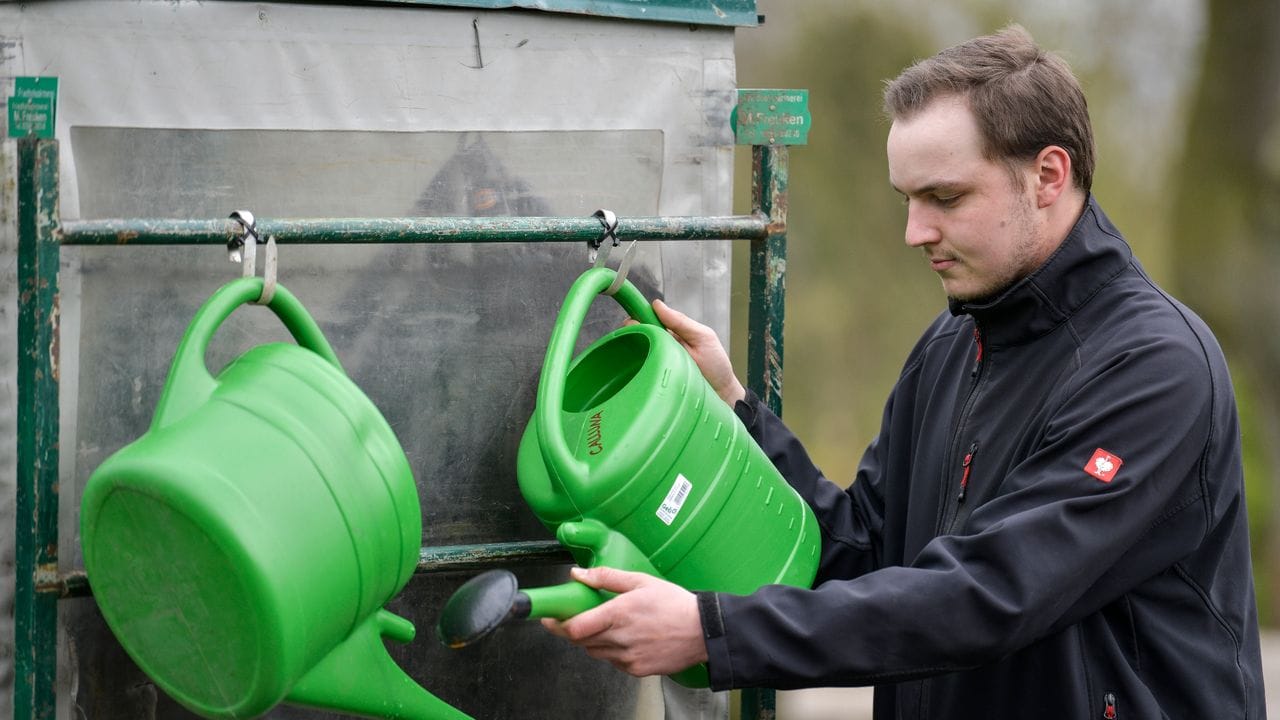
[70,128,665,221]
[68,126,666,554]
[1,1,738,717]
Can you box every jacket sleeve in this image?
[702,332,1223,690]
[735,388,889,583]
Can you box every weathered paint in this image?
[37,569,87,599]
[51,541,573,598]
[59,215,769,246]
[747,144,788,418]
[14,137,61,720]
[740,692,778,720]
[293,0,761,27]
[742,141,789,720]
[418,540,573,574]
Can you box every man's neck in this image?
[1043,190,1089,256]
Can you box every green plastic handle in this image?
[536,267,661,499]
[151,277,343,430]
[523,519,662,619]
[524,582,603,619]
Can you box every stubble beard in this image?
[944,196,1044,305]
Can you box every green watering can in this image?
[81,277,470,720]
[438,267,819,687]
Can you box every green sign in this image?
[8,77,58,139]
[732,89,810,146]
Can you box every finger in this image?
[571,566,654,593]
[650,301,698,348]
[559,603,616,641]
[540,617,570,639]
[652,299,695,333]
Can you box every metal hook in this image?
[603,237,638,296]
[228,210,277,304]
[256,236,278,305]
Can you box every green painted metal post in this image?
[741,143,789,720]
[14,137,62,720]
[747,143,788,417]
[735,87,807,719]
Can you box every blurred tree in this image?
[1170,0,1280,622]
[732,8,943,483]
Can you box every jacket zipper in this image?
[971,325,983,377]
[1102,692,1117,719]
[957,441,978,503]
[937,324,986,534]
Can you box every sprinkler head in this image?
[437,570,532,648]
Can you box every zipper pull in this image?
[958,441,978,503]
[1102,692,1116,719]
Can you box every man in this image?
[544,25,1266,718]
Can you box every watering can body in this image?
[81,277,469,720]
[514,267,820,684]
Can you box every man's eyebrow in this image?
[891,181,965,197]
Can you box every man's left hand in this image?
[541,566,709,677]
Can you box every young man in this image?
[544,25,1266,718]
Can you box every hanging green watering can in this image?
[438,267,819,687]
[81,277,470,720]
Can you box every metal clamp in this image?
[589,209,619,266]
[588,209,636,295]
[228,210,258,263]
[228,210,277,305]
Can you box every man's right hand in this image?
[650,299,747,408]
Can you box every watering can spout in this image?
[287,609,472,720]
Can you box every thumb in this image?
[652,299,709,347]
[652,299,693,332]
[571,566,654,593]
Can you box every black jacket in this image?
[699,198,1265,719]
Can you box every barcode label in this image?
[656,474,693,526]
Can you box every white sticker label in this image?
[656,474,693,526]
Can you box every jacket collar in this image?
[948,196,1133,347]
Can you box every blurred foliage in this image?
[729,0,1280,623]
[730,8,942,482]
[1170,0,1280,622]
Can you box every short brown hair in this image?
[883,25,1096,191]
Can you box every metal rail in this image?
[43,540,575,599]
[58,215,770,246]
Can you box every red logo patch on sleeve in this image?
[1085,448,1123,483]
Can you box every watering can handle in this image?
[151,277,343,430]
[537,267,660,489]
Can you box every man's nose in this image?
[904,205,941,247]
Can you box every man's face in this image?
[887,95,1048,303]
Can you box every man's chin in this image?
[944,281,1013,307]
[942,284,983,304]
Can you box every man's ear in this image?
[1033,145,1072,208]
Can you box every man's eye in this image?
[935,195,960,207]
